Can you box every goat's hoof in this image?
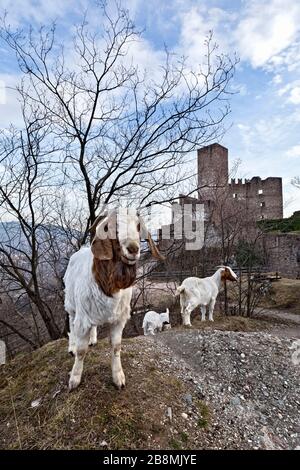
[113,381,126,390]
[113,371,126,390]
[89,341,97,347]
[68,345,76,355]
[209,319,214,322]
[69,376,81,391]
[183,324,192,329]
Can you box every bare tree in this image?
[1,3,237,243]
[0,102,68,342]
[0,2,238,353]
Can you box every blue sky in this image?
[0,0,299,216]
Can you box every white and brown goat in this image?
[64,209,163,390]
[176,266,237,326]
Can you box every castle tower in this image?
[198,143,229,202]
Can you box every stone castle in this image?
[157,143,300,279]
[197,143,283,221]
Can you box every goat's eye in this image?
[104,225,108,232]
[137,223,140,232]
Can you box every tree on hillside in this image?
[1,2,237,243]
[0,2,238,352]
[0,100,72,343]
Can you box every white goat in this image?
[142,308,170,336]
[64,209,163,390]
[177,266,237,326]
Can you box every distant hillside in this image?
[0,221,81,251]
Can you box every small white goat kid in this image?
[177,266,237,326]
[142,308,170,336]
[64,209,163,391]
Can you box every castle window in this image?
[233,193,237,199]
[258,189,263,195]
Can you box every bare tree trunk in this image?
[238,267,242,316]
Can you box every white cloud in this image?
[288,86,300,104]
[267,40,300,73]
[0,0,89,25]
[285,145,300,159]
[176,4,236,66]
[0,80,6,104]
[0,74,22,129]
[277,80,300,104]
[234,0,300,68]
[233,83,247,96]
[272,74,282,84]
[125,37,164,77]
[278,83,293,96]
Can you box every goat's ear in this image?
[91,213,116,260]
[91,238,113,260]
[221,268,227,281]
[224,266,237,282]
[138,215,165,261]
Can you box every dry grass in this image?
[259,278,300,315]
[180,313,271,333]
[222,276,300,317]
[0,337,200,450]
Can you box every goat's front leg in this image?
[69,329,90,391]
[89,326,97,346]
[110,320,126,389]
[200,305,206,322]
[208,298,216,322]
[68,313,76,355]
[182,305,192,327]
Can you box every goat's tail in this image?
[175,285,185,296]
[165,308,169,315]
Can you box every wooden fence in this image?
[147,266,278,282]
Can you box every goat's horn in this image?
[89,213,108,232]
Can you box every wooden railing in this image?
[147,266,275,281]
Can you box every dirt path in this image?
[260,309,300,324]
[256,309,300,339]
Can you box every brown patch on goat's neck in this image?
[92,257,137,297]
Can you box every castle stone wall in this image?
[229,176,283,220]
[264,233,300,279]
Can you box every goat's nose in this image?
[127,241,139,255]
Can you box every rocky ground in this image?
[0,324,299,450]
[154,328,300,450]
